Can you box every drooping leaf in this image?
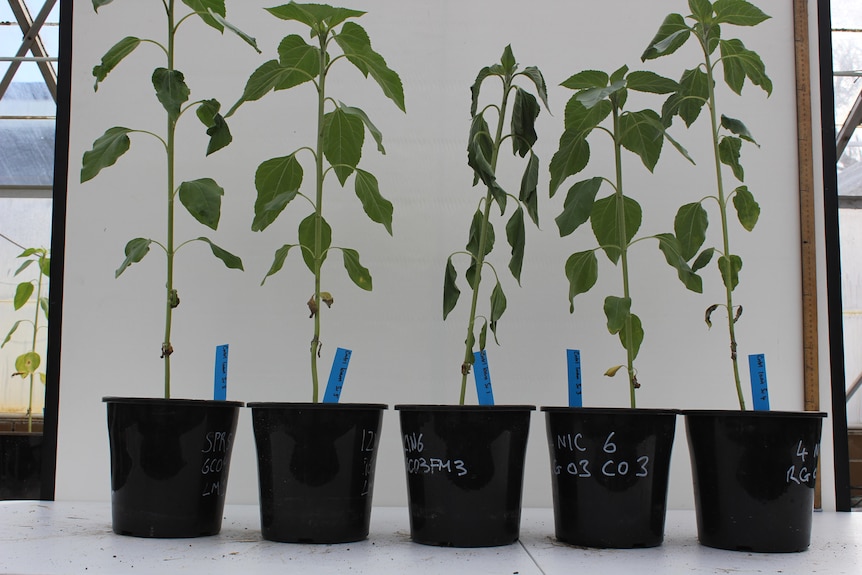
[478,318,488,350]
[196,99,232,155]
[656,233,703,293]
[2,320,24,348]
[181,0,225,31]
[322,107,364,185]
[338,102,385,153]
[298,213,331,273]
[195,237,244,270]
[692,248,715,272]
[519,152,540,226]
[721,114,758,144]
[619,109,664,172]
[261,244,296,285]
[470,66,494,117]
[465,211,494,289]
[556,177,603,237]
[333,22,405,112]
[506,207,525,284]
[561,69,609,90]
[81,127,132,182]
[205,9,261,53]
[443,256,460,320]
[354,169,393,234]
[718,254,743,291]
[489,281,507,342]
[605,365,625,377]
[341,248,372,290]
[641,13,690,61]
[152,67,190,122]
[519,66,550,111]
[13,282,34,310]
[713,0,771,26]
[604,295,632,335]
[92,36,141,90]
[468,114,506,211]
[511,87,540,157]
[179,178,224,230]
[719,135,744,181]
[674,202,709,260]
[732,185,760,231]
[719,38,772,95]
[39,297,49,320]
[620,313,644,360]
[92,0,115,11]
[591,194,642,264]
[15,352,40,376]
[39,256,50,278]
[626,71,679,94]
[229,60,297,115]
[115,238,152,278]
[252,154,303,232]
[14,259,33,277]
[564,250,599,312]
[549,128,590,196]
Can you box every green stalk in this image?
[702,37,746,410]
[310,30,329,403]
[163,0,176,399]
[26,263,43,432]
[612,104,637,408]
[459,77,511,405]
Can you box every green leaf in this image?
[718,254,743,291]
[719,136,744,180]
[181,0,225,31]
[549,128,590,196]
[81,127,132,182]
[561,70,609,90]
[196,99,232,155]
[342,248,372,291]
[229,60,296,115]
[674,202,709,260]
[178,178,223,230]
[556,177,603,237]
[478,319,488,350]
[15,352,40,377]
[13,282,34,310]
[334,22,405,112]
[719,38,772,95]
[641,13,690,60]
[338,102,385,154]
[470,66,494,117]
[466,210,494,290]
[443,256,460,320]
[261,244,296,285]
[511,87,540,157]
[489,281,507,342]
[265,3,365,32]
[506,207,526,284]
[619,109,664,172]
[298,214,331,273]
[2,320,24,348]
[577,79,626,109]
[92,0,114,11]
[39,297,49,320]
[92,36,141,90]
[691,248,715,272]
[564,96,611,134]
[713,0,770,26]
[115,238,152,278]
[354,169,394,234]
[732,185,760,231]
[276,34,320,86]
[468,114,506,210]
[519,152,540,226]
[14,259,34,276]
[671,67,710,127]
[564,250,599,312]
[656,233,703,293]
[592,194,642,264]
[519,66,550,111]
[620,313,644,360]
[689,0,713,22]
[323,108,364,186]
[252,154,303,232]
[721,114,758,144]
[500,45,516,74]
[603,295,631,334]
[206,9,262,53]
[626,71,679,94]
[195,237,244,271]
[152,67,190,122]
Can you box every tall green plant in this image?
[549,65,700,407]
[443,45,549,405]
[2,247,49,431]
[642,0,772,409]
[80,0,259,398]
[228,2,405,403]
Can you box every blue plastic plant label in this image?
[323,347,352,403]
[213,344,228,401]
[473,349,495,406]
[748,353,770,411]
[567,349,583,407]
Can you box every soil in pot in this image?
[543,407,677,548]
[104,397,242,538]
[249,402,386,544]
[685,409,826,552]
[395,405,534,548]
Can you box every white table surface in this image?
[1,501,859,574]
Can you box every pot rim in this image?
[682,409,826,419]
[247,402,388,410]
[541,406,679,416]
[102,396,244,408]
[394,404,535,412]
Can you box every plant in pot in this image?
[226,2,404,544]
[79,0,259,537]
[395,45,548,548]
[0,246,48,500]
[542,63,701,548]
[641,0,825,553]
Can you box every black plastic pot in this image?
[0,432,42,500]
[542,407,677,548]
[249,402,386,543]
[395,405,534,547]
[104,397,242,538]
[684,409,826,552]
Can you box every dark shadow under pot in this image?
[104,397,242,538]
[395,405,534,547]
[249,402,386,543]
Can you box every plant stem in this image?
[703,42,746,410]
[459,79,510,405]
[310,31,328,403]
[612,105,637,409]
[27,261,43,432]
[163,0,176,400]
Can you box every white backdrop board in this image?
[58,0,817,511]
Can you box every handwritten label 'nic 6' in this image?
[553,431,650,479]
